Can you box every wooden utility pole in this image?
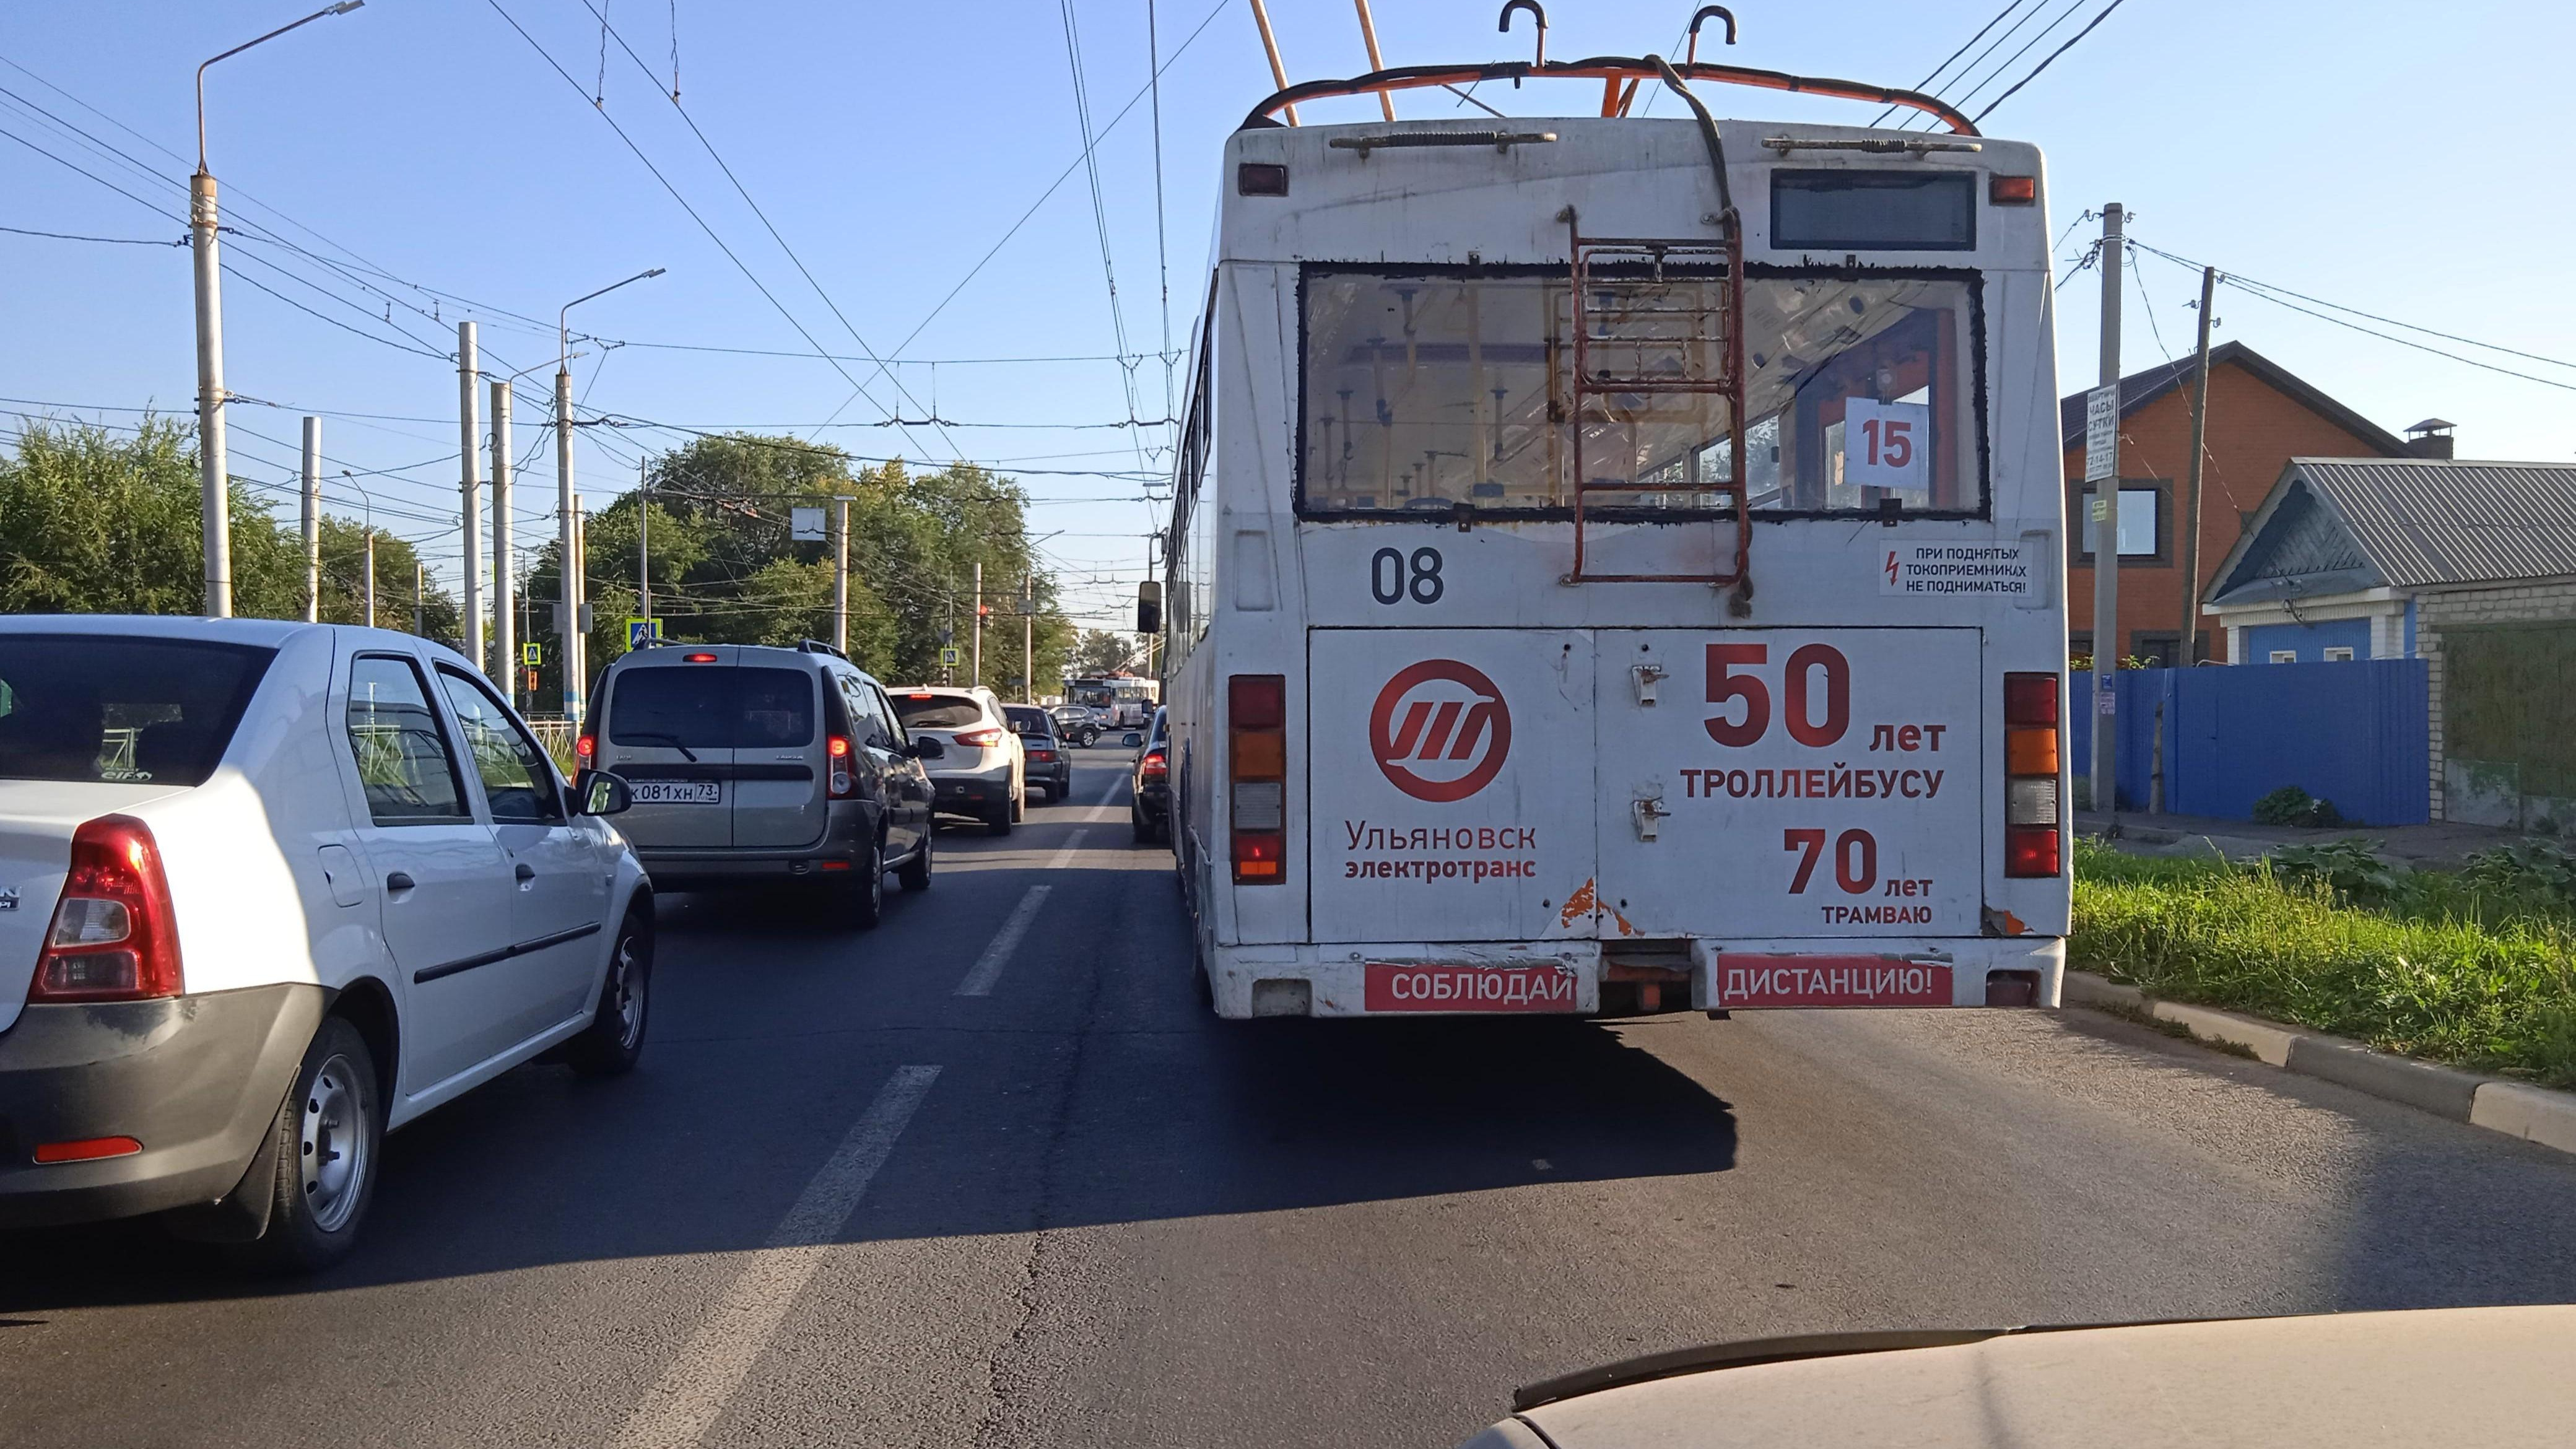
[2178,265,2217,666]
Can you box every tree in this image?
[316,515,459,641]
[1071,629,1140,677]
[519,433,1078,702]
[0,417,303,619]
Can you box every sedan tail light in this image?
[1230,674,1286,885]
[30,815,183,1003]
[1139,748,1168,782]
[2002,672,2062,877]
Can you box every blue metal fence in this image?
[2069,659,2429,824]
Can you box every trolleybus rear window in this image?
[1297,268,1983,520]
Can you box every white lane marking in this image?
[614,1064,941,1449]
[1096,773,1124,807]
[955,885,1051,997]
[1047,827,1091,871]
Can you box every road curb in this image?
[2062,970,2576,1159]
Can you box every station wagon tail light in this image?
[1230,674,1286,885]
[684,652,718,663]
[575,733,596,762]
[30,815,183,1003]
[2003,672,2062,877]
[954,727,1003,749]
[827,734,856,798]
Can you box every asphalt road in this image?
[8,756,2576,1448]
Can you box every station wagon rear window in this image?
[607,667,815,750]
[0,637,274,786]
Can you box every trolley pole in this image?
[2178,264,2218,667]
[458,321,484,673]
[2088,202,2125,816]
[490,381,515,703]
[832,497,850,656]
[299,417,321,622]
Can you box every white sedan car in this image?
[0,617,651,1269]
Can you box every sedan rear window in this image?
[892,695,985,729]
[0,636,276,786]
[1003,706,1053,736]
[608,666,815,750]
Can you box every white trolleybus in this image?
[1157,20,2070,1020]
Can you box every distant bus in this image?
[1155,44,2070,1019]
[1067,675,1159,729]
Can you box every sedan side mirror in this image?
[909,738,946,760]
[573,767,633,816]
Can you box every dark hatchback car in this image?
[1002,705,1072,802]
[1130,706,1170,845]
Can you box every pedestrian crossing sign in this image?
[521,642,542,667]
[939,646,962,667]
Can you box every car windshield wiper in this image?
[614,730,700,764]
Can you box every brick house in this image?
[2059,341,2409,665]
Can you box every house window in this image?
[2132,633,2180,668]
[2071,482,2168,564]
[2322,646,2356,663]
[2269,650,2297,664]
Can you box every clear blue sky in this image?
[7,1,2572,626]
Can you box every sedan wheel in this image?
[233,1017,381,1273]
[567,908,653,1077]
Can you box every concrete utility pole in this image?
[972,560,984,689]
[300,417,321,622]
[1022,571,1034,700]
[637,459,651,630]
[458,321,484,672]
[2178,264,2218,667]
[191,2,367,618]
[557,364,581,720]
[2089,202,2125,814]
[490,381,515,702]
[831,497,850,655]
[363,525,376,630]
[413,560,425,637]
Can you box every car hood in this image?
[1463,1308,2576,1449]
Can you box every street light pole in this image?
[557,268,663,724]
[192,1,366,618]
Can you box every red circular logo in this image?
[1370,659,1512,803]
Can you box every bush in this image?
[2252,785,2349,829]
[2273,838,2399,903]
[2073,840,2576,1086]
[2462,840,2576,910]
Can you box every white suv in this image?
[887,685,1025,835]
[0,617,651,1269]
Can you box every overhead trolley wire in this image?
[1973,0,2134,123]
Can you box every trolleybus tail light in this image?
[1990,175,2037,205]
[2002,672,2062,877]
[827,734,856,798]
[29,815,183,1003]
[1237,162,1289,196]
[1230,674,1287,886]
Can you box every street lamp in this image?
[191,1,367,618]
[337,469,376,629]
[554,269,663,723]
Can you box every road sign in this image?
[791,506,827,542]
[521,642,542,667]
[939,646,962,667]
[2083,383,2119,482]
[626,617,663,649]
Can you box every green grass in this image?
[2072,839,2576,1087]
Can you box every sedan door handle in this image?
[384,871,416,893]
[515,863,536,882]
